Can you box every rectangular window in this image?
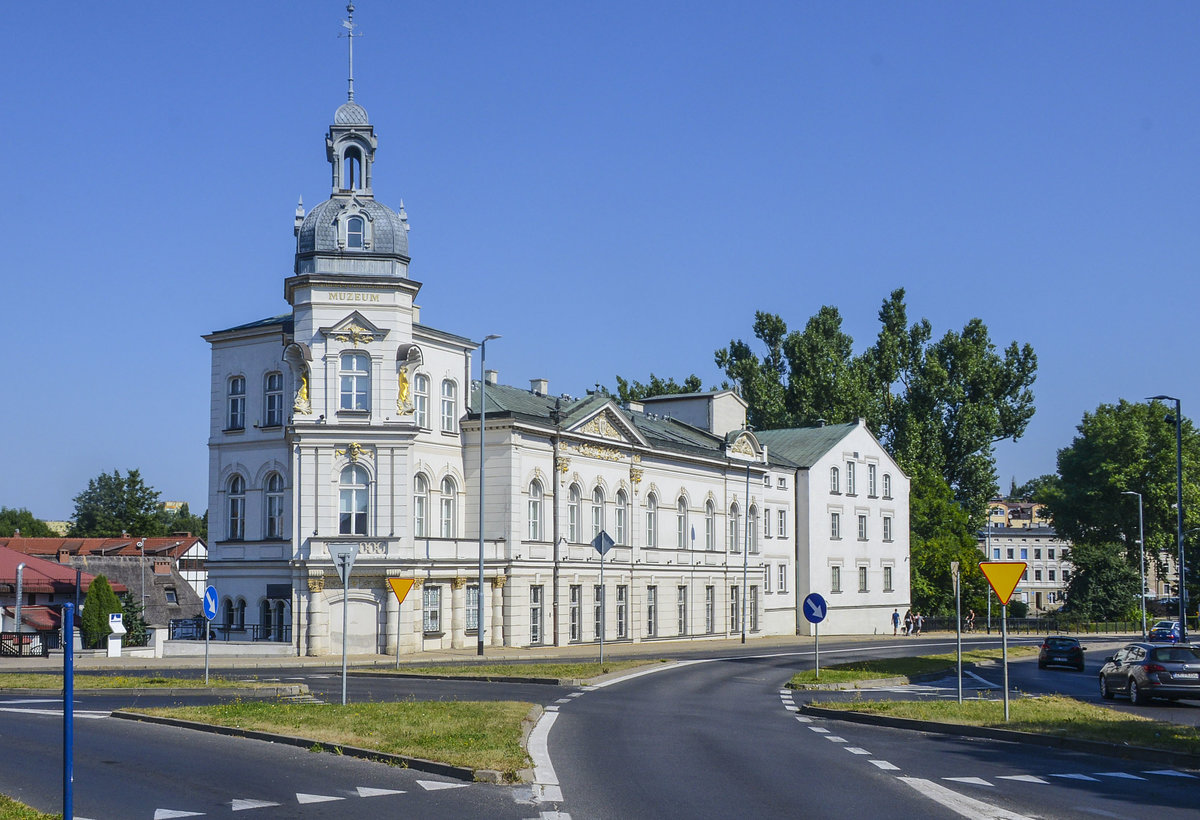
[764,507,772,538]
[883,515,892,542]
[1034,569,1042,581]
[858,565,868,593]
[778,563,787,593]
[423,585,442,634]
[764,564,772,593]
[705,586,715,633]
[677,586,688,635]
[1048,569,1056,582]
[846,462,856,495]
[992,547,1000,559]
[778,510,787,538]
[414,375,429,428]
[749,586,759,632]
[778,477,787,490]
[530,585,543,644]
[868,464,877,497]
[1048,548,1056,559]
[569,585,581,642]
[340,353,370,411]
[763,474,771,487]
[440,380,457,433]
[616,501,627,546]
[594,585,605,640]
[1020,548,1028,560]
[857,514,868,541]
[883,566,893,592]
[1034,548,1042,559]
[729,585,740,633]
[831,566,842,593]
[1007,548,1014,559]
[646,586,658,637]
[616,585,627,638]
[466,585,479,632]
[264,372,284,427]
[227,376,246,430]
[830,512,841,539]
[164,586,178,604]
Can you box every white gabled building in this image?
[202,18,908,655]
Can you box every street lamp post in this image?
[1121,491,1147,640]
[1149,395,1187,641]
[478,334,500,657]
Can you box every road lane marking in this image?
[1144,770,1195,778]
[0,707,109,719]
[793,715,811,723]
[357,787,405,797]
[155,810,204,819]
[869,760,900,770]
[527,709,564,806]
[809,727,829,733]
[1049,773,1099,781]
[824,736,847,743]
[232,798,279,810]
[898,777,1034,820]
[297,793,343,804]
[1094,772,1145,780]
[417,781,468,791]
[588,658,714,688]
[845,747,871,755]
[997,775,1047,784]
[944,777,992,786]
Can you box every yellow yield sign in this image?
[387,578,416,605]
[979,562,1026,606]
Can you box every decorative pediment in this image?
[574,410,629,441]
[726,430,763,461]
[320,312,389,347]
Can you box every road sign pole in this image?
[1002,602,1010,721]
[204,622,210,685]
[341,554,349,706]
[814,622,820,681]
[63,602,73,820]
[953,561,962,704]
[599,551,605,666]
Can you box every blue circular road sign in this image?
[802,592,827,624]
[202,585,219,621]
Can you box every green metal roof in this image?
[755,423,858,469]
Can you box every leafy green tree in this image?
[1062,541,1140,620]
[69,469,164,537]
[908,467,989,616]
[0,507,55,537]
[612,374,705,404]
[118,592,149,647]
[80,575,123,649]
[154,503,208,540]
[1011,474,1060,502]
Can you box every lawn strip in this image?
[788,647,1037,686]
[814,695,1200,757]
[126,700,534,778]
[355,659,660,682]
[0,794,57,820]
[0,673,276,691]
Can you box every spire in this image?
[341,3,359,102]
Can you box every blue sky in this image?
[4,2,1199,520]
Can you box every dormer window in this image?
[347,216,364,248]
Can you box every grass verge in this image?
[788,647,1037,686]
[815,695,1200,756]
[0,673,263,690]
[129,700,535,777]
[359,660,663,680]
[0,794,57,820]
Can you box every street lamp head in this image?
[1148,394,1177,401]
[482,334,501,343]
[1121,491,1140,498]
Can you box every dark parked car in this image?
[1098,642,1200,704]
[1149,620,1183,643]
[1038,635,1085,671]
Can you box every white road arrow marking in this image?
[231,798,279,811]
[296,793,344,803]
[997,775,1047,784]
[1048,773,1099,781]
[944,777,992,787]
[155,810,205,819]
[356,786,405,797]
[417,780,468,791]
[1095,772,1145,780]
[899,777,1034,820]
[1144,770,1195,778]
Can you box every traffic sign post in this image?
[329,544,359,706]
[952,561,962,704]
[592,531,615,664]
[202,584,218,685]
[979,562,1026,721]
[387,579,416,668]
[803,593,828,680]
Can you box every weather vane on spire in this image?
[340,3,360,101]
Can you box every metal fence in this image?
[0,630,56,657]
[169,618,291,643]
[919,616,1200,635]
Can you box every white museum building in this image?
[204,65,909,657]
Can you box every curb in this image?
[110,710,503,782]
[349,671,581,686]
[789,668,961,691]
[0,685,306,697]
[799,704,1200,770]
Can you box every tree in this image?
[1011,474,1060,503]
[118,592,149,648]
[69,469,164,537]
[612,373,705,404]
[154,503,208,540]
[0,507,55,537]
[1062,541,1140,620]
[908,466,989,616]
[80,575,123,649]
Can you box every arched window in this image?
[646,493,658,548]
[568,484,581,543]
[264,372,284,427]
[414,373,430,428]
[591,487,605,540]
[340,352,370,411]
[222,598,234,631]
[677,497,688,549]
[413,474,429,537]
[728,503,740,553]
[339,465,369,535]
[705,500,716,550]
[343,146,363,190]
[440,476,457,538]
[440,379,458,433]
[227,475,245,540]
[227,376,245,430]
[260,600,272,638]
[882,473,892,499]
[264,473,284,539]
[616,489,628,545]
[347,216,365,249]
[528,480,544,541]
[748,506,759,554]
[829,466,840,494]
[235,598,246,630]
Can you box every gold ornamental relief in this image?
[556,456,571,474]
[307,578,325,593]
[579,413,623,441]
[451,577,467,590]
[396,368,414,415]
[491,575,507,589]
[294,369,312,415]
[336,442,374,463]
[332,324,376,347]
[570,443,624,462]
[731,436,755,456]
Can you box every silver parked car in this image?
[1098,643,1200,704]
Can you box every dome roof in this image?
[297,197,409,257]
[334,101,369,125]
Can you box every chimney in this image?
[484,369,499,386]
[153,559,170,576]
[530,378,549,395]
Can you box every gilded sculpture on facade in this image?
[336,442,373,463]
[333,324,375,347]
[396,367,414,415]
[294,369,312,414]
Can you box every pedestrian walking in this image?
[914,612,924,636]
[891,608,900,636]
[903,609,913,636]
[966,608,976,633]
